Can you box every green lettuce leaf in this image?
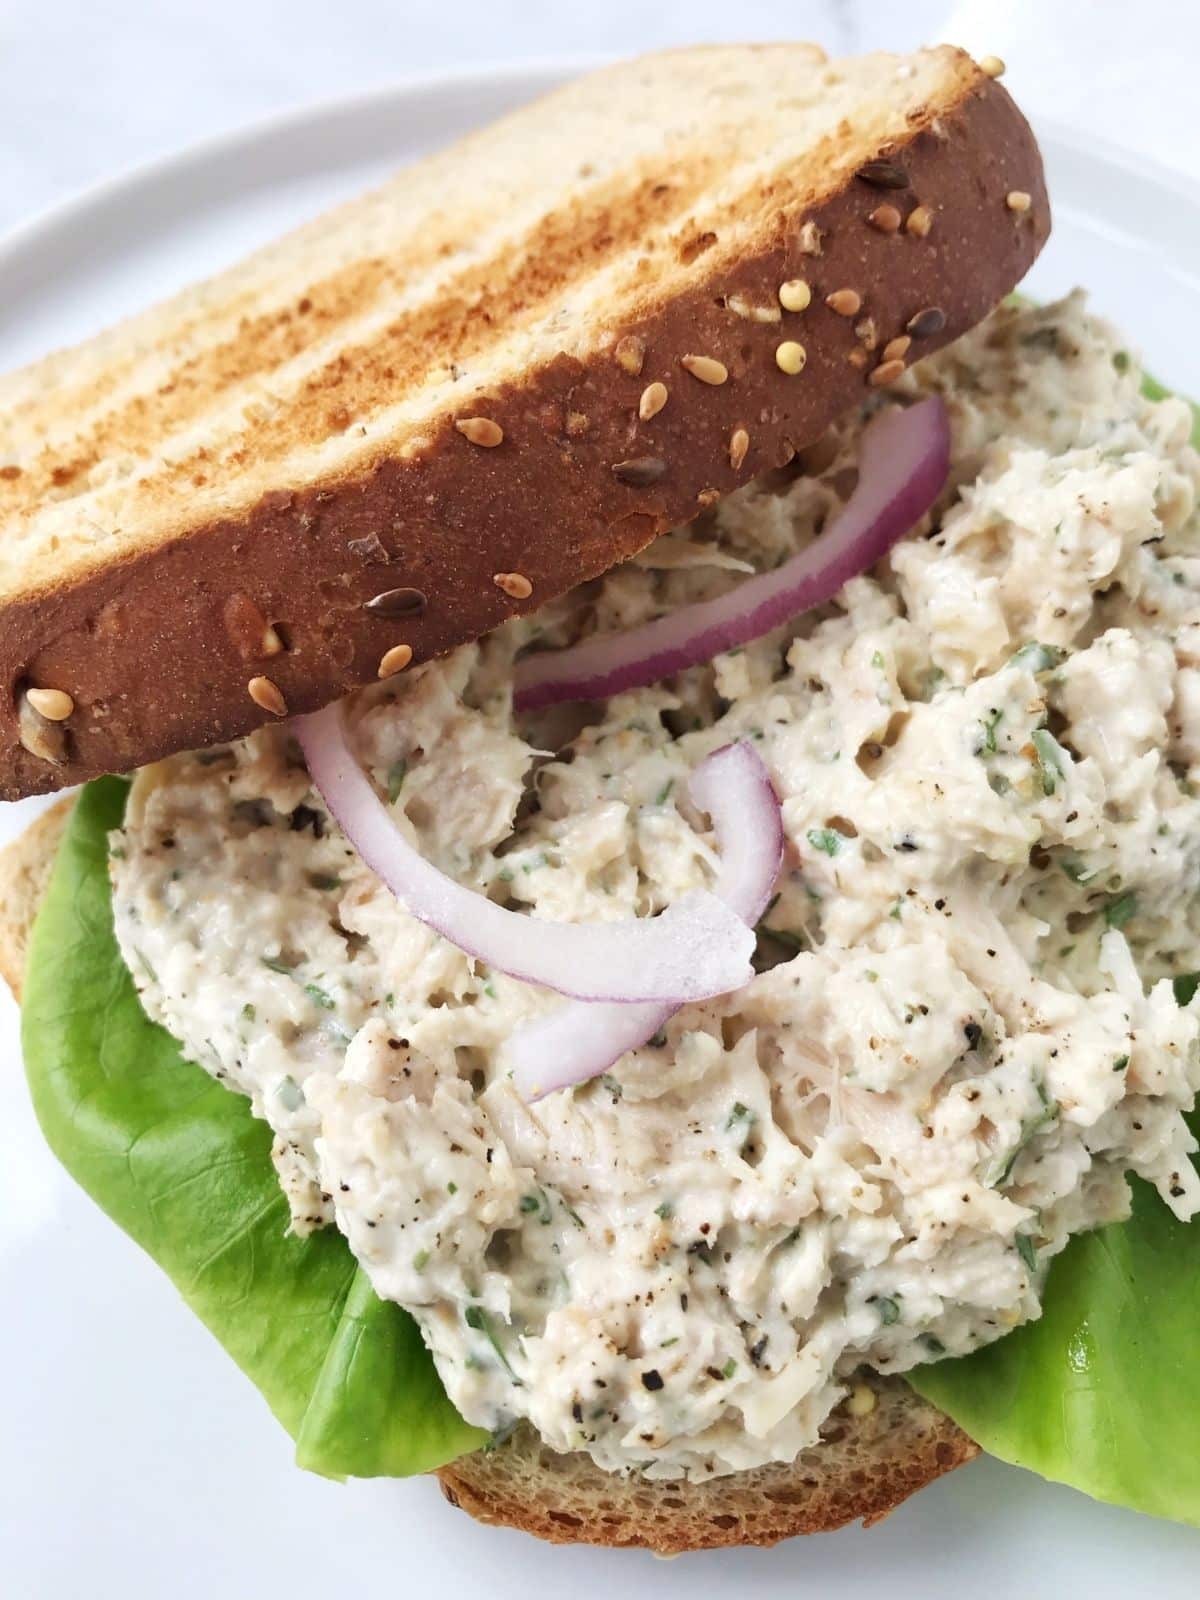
[912,1163,1200,1525]
[21,776,485,1478]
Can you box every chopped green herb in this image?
[987,1081,1059,1186]
[871,650,886,670]
[865,969,879,983]
[260,955,294,975]
[464,1306,523,1385]
[875,1296,901,1326]
[1015,1233,1038,1273]
[654,1201,674,1221]
[981,706,1004,754]
[654,779,675,805]
[1031,729,1065,795]
[725,1101,755,1132]
[240,1003,256,1023]
[482,981,497,999]
[806,827,842,857]
[304,982,336,1011]
[413,1249,430,1271]
[1174,973,1200,1007]
[661,1337,680,1348]
[307,873,342,891]
[1009,641,1066,674]
[1113,350,1130,373]
[562,1202,585,1230]
[519,1190,553,1225]
[386,759,408,803]
[721,1358,737,1379]
[1113,1055,1130,1072]
[1105,892,1138,930]
[447,1182,458,1195]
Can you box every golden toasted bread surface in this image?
[0,45,1048,798]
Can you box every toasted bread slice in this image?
[0,44,1048,800]
[438,1389,977,1554]
[0,803,978,1551]
[0,799,70,997]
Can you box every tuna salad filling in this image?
[110,294,1200,1481]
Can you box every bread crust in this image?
[0,54,1048,799]
[0,804,978,1551]
[0,798,71,998]
[437,1381,978,1553]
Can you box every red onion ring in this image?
[294,706,755,1005]
[507,742,783,1100]
[513,396,950,713]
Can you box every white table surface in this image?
[1,0,1196,238]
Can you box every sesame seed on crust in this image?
[729,427,750,470]
[455,417,504,447]
[612,455,667,486]
[638,382,668,421]
[25,687,75,722]
[868,203,902,234]
[493,571,533,601]
[614,335,646,375]
[1006,189,1032,213]
[364,587,428,619]
[681,354,728,386]
[979,55,1006,78]
[882,335,912,363]
[907,305,947,338]
[826,289,862,317]
[378,643,414,678]
[248,676,287,716]
[869,358,907,387]
[906,205,935,238]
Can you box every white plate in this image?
[2,63,1199,1599]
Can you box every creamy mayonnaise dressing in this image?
[111,296,1200,1480]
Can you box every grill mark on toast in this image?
[0,164,723,520]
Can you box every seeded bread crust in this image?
[0,804,978,1551]
[437,1383,978,1553]
[0,45,1048,800]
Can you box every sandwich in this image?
[3,42,1199,1554]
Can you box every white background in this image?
[2,3,1200,1596]
[0,0,1197,233]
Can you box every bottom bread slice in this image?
[0,801,978,1549]
[437,1381,976,1552]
